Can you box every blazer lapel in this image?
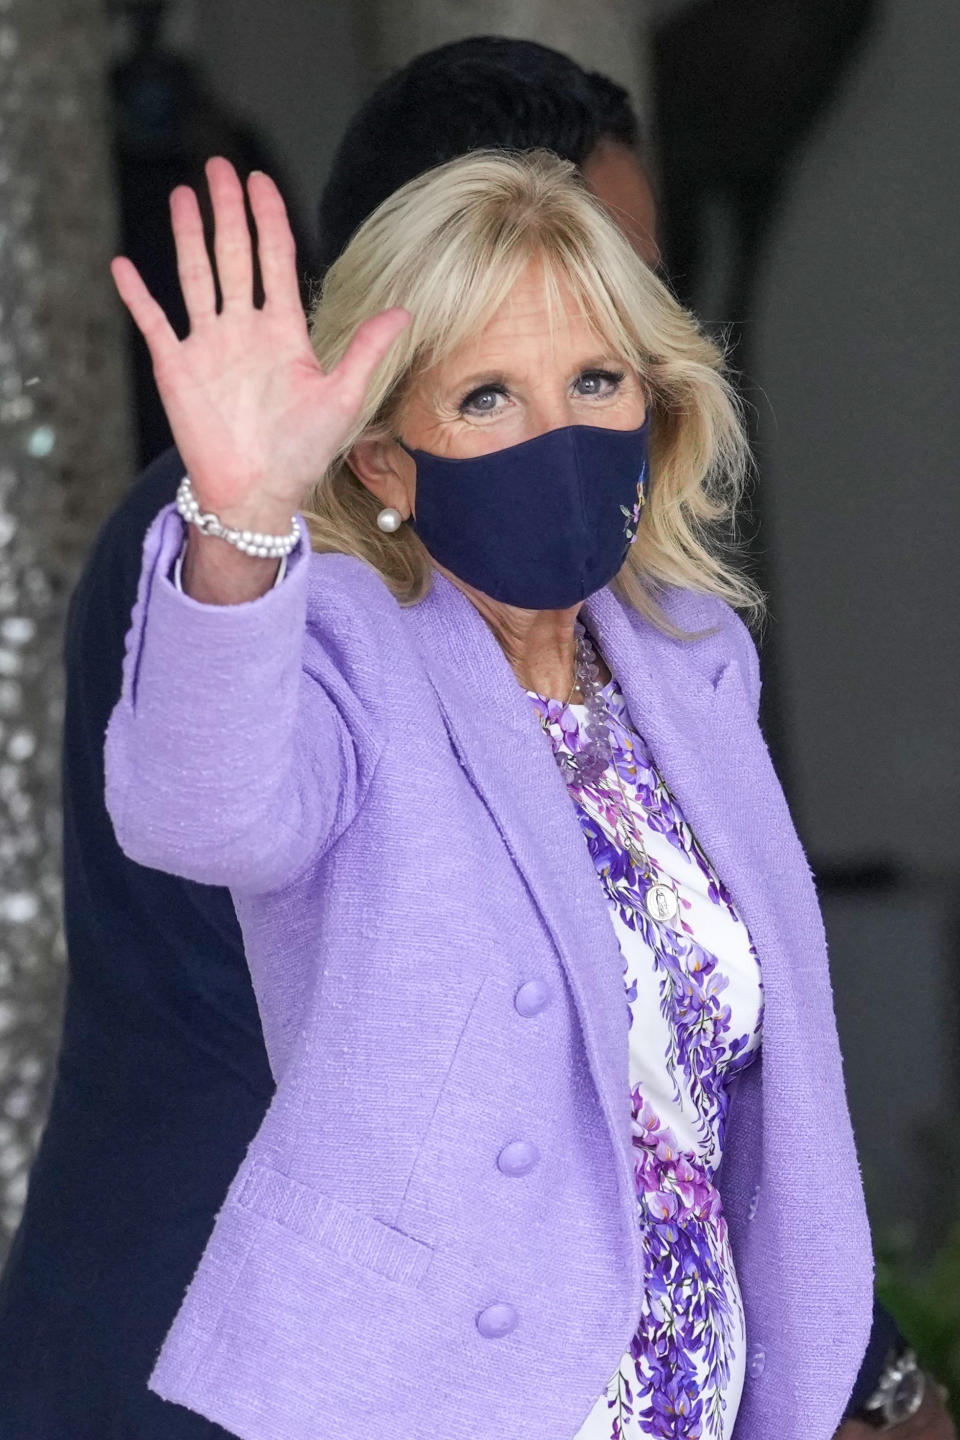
[582,582,822,1114]
[402,572,643,1257]
[402,574,770,1157]
[405,570,832,1135]
[582,582,815,1160]
[582,583,873,1403]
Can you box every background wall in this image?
[755,0,959,876]
[186,0,649,273]
[752,0,960,1237]
[193,0,368,253]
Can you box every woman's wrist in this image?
[836,1370,956,1439]
[174,474,300,603]
[180,527,284,604]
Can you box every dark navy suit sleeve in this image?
[0,449,274,1439]
[841,1296,903,1421]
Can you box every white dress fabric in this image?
[525,675,765,1440]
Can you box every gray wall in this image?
[188,0,650,264]
[751,0,960,1231]
[754,0,960,876]
[193,0,370,260]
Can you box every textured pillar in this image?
[0,0,132,1250]
[365,0,650,120]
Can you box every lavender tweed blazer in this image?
[104,503,874,1440]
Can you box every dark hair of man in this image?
[315,34,642,276]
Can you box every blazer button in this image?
[497,1139,540,1177]
[514,978,552,1017]
[747,1184,760,1221]
[747,1346,765,1378]
[476,1302,518,1339]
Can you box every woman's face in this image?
[348,259,647,519]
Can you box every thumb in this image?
[330,307,411,410]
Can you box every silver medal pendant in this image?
[643,881,679,925]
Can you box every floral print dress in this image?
[526,674,764,1440]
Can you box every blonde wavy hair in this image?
[304,148,764,635]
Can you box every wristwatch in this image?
[854,1342,927,1430]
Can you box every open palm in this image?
[110,156,409,529]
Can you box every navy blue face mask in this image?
[396,419,649,609]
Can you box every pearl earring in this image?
[376,506,403,533]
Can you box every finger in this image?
[170,185,216,326]
[247,170,303,317]
[330,308,411,408]
[110,256,180,372]
[205,156,254,308]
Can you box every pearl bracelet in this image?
[171,538,287,594]
[175,474,301,558]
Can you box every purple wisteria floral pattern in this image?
[527,674,764,1440]
[620,464,647,547]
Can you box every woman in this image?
[106,151,873,1440]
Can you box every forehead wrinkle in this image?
[462,269,606,361]
[408,252,631,409]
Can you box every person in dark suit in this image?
[0,34,944,1440]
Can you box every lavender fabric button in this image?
[514,978,552,1017]
[497,1139,540,1177]
[476,1302,519,1339]
[747,1346,765,1378]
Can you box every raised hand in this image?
[110,156,409,543]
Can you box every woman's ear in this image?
[347,435,415,519]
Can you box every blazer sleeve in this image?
[727,606,762,718]
[104,502,382,894]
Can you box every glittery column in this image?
[0,0,133,1251]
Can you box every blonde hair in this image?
[304,148,764,635]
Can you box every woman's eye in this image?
[575,369,625,398]
[459,384,508,416]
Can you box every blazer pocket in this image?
[235,1160,435,1287]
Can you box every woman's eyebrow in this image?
[576,352,629,370]
[448,369,511,393]
[446,354,628,395]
